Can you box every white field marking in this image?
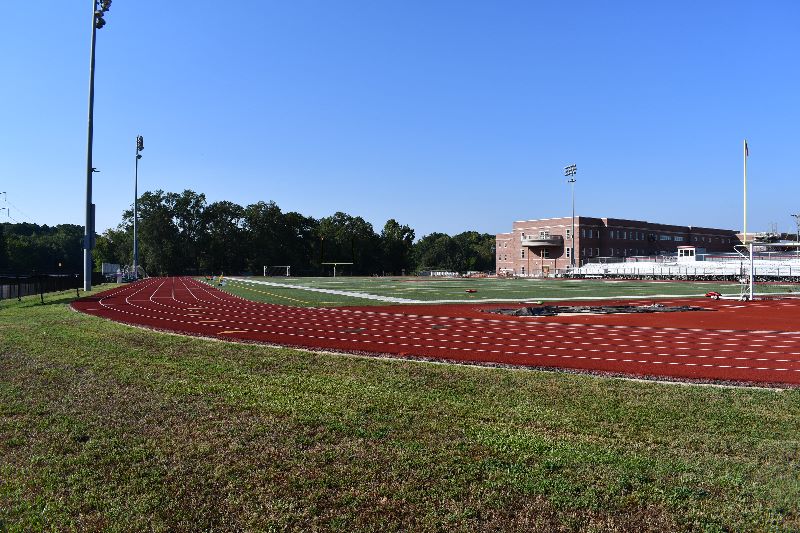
[228,277,745,304]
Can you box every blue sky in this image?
[1,1,799,238]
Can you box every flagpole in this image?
[743,139,748,244]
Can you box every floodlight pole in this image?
[133,135,143,280]
[749,242,754,301]
[565,164,577,268]
[83,0,111,292]
[792,214,800,258]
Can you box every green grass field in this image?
[1,288,799,531]
[216,276,798,307]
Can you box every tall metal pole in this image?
[792,214,800,258]
[749,242,754,301]
[83,0,98,292]
[565,164,577,268]
[134,150,138,279]
[83,0,111,291]
[743,139,748,245]
[571,178,576,267]
[134,135,143,280]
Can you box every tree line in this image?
[0,222,84,275]
[1,190,496,276]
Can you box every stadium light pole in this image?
[564,164,577,268]
[83,0,112,292]
[792,213,800,257]
[133,135,143,280]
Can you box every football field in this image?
[224,276,798,307]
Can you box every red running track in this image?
[71,277,800,386]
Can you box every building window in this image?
[660,235,671,241]
[542,249,550,258]
[587,248,593,257]
[596,248,600,256]
[566,247,571,258]
[539,230,550,239]
[581,229,585,238]
[566,228,572,239]
[675,236,684,242]
[521,266,525,275]
[521,249,525,259]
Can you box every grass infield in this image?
[224,276,800,307]
[1,287,799,530]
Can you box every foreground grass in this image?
[1,290,799,531]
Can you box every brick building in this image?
[496,216,740,276]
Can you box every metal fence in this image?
[0,273,102,301]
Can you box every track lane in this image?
[71,277,800,386]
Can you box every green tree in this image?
[170,190,207,273]
[412,232,462,272]
[0,224,7,270]
[380,219,415,275]
[201,201,246,274]
[93,228,132,271]
[318,212,380,275]
[452,231,495,271]
[1,223,83,273]
[243,201,284,273]
[129,190,182,276]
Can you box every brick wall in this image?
[496,216,739,276]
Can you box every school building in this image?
[496,216,740,276]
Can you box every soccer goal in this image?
[735,242,800,300]
[321,262,353,277]
[263,265,291,277]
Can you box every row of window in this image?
[609,248,651,256]
[515,231,735,243]
[499,233,735,256]
[500,248,683,261]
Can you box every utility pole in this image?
[83,0,112,292]
[792,214,800,257]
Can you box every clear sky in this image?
[2,1,799,238]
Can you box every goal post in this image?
[735,242,800,300]
[263,265,291,277]
[321,262,353,278]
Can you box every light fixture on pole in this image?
[133,135,143,280]
[83,0,112,292]
[564,164,577,268]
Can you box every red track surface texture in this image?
[72,277,800,386]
